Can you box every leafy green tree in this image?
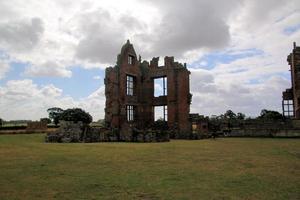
[258,109,284,120]
[216,114,224,120]
[0,118,3,127]
[224,110,236,119]
[40,118,51,124]
[237,112,246,120]
[47,107,64,125]
[59,108,93,124]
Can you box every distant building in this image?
[282,42,300,118]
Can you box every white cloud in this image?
[190,72,290,116]
[186,0,300,117]
[0,0,298,72]
[0,60,10,79]
[0,79,105,121]
[24,61,72,78]
[0,0,299,119]
[78,86,106,119]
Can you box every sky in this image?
[0,0,300,121]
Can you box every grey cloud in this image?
[75,0,241,64]
[0,18,44,52]
[0,1,17,20]
[190,69,217,93]
[242,0,293,27]
[75,9,144,64]
[136,0,242,58]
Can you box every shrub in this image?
[59,108,93,124]
[152,118,168,131]
[40,118,51,124]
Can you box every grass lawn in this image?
[0,134,299,200]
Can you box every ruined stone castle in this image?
[282,42,300,119]
[105,40,199,140]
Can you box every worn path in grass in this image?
[0,134,299,200]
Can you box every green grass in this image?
[0,134,299,200]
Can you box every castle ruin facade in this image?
[105,40,193,140]
[282,42,300,119]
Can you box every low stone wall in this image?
[45,121,170,143]
[131,129,169,142]
[0,128,57,135]
[226,128,300,137]
[215,119,300,138]
[26,122,47,131]
[170,131,206,139]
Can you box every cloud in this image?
[0,79,105,121]
[185,0,299,117]
[0,0,299,120]
[136,0,240,58]
[190,75,290,116]
[78,86,106,119]
[0,60,10,79]
[74,9,145,65]
[0,18,44,52]
[24,61,72,78]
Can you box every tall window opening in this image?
[158,57,164,67]
[126,105,134,121]
[192,122,198,133]
[154,106,168,121]
[154,77,167,97]
[128,55,135,65]
[282,99,294,118]
[126,75,134,96]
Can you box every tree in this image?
[47,107,64,125]
[59,108,93,124]
[258,109,284,120]
[40,118,51,124]
[237,112,246,120]
[0,118,3,127]
[224,110,236,119]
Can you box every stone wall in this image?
[220,119,300,138]
[26,122,47,131]
[45,121,170,143]
[227,128,300,137]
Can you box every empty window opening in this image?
[154,106,168,121]
[128,55,135,65]
[126,105,134,121]
[126,75,134,96]
[192,122,197,133]
[154,77,167,97]
[282,99,294,118]
[158,57,164,67]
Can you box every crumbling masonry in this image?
[282,42,300,119]
[105,40,193,140]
